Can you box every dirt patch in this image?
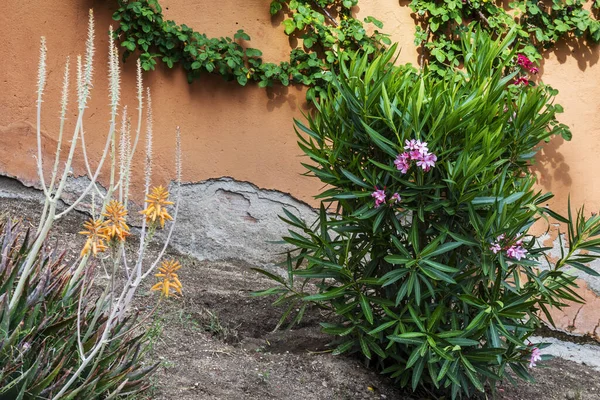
[1,197,600,400]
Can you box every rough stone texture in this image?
[529,336,600,371]
[0,174,110,216]
[537,230,600,295]
[167,177,317,266]
[0,175,44,202]
[0,174,316,266]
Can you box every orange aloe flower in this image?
[102,200,130,241]
[139,186,174,228]
[151,259,183,298]
[79,218,109,257]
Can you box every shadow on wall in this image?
[544,37,600,71]
[144,59,309,114]
[530,137,572,192]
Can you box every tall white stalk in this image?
[20,9,184,398]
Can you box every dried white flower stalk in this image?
[79,9,95,109]
[119,105,129,201]
[144,87,153,194]
[176,126,182,184]
[36,37,47,101]
[108,26,120,115]
[18,12,184,399]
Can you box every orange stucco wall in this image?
[2,1,598,209]
[1,0,600,336]
[0,0,420,204]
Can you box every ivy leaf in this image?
[304,37,316,48]
[245,48,263,58]
[283,19,296,35]
[364,16,384,29]
[234,29,251,41]
[270,1,283,15]
[237,74,248,86]
[431,48,446,63]
[122,41,136,52]
[163,57,174,68]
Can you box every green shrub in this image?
[255,29,600,398]
[0,218,157,399]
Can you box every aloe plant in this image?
[0,218,158,399]
[0,8,183,399]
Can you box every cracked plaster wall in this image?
[167,178,317,266]
[0,175,317,267]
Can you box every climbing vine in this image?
[112,0,600,94]
[412,0,600,77]
[113,0,387,99]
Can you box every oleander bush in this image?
[255,29,600,398]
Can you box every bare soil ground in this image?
[2,197,600,400]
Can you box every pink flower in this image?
[496,234,506,241]
[490,243,502,254]
[409,149,422,160]
[405,139,429,155]
[394,152,411,174]
[517,54,532,69]
[416,152,437,171]
[372,188,386,208]
[529,347,542,368]
[404,139,417,151]
[397,139,437,173]
[414,141,429,155]
[514,77,530,86]
[391,193,401,204]
[506,244,527,260]
[516,54,540,75]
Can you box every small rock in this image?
[565,390,578,400]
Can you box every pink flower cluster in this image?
[489,234,528,261]
[517,54,539,74]
[371,187,401,208]
[514,54,539,86]
[529,347,542,368]
[394,139,437,173]
[513,77,530,86]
